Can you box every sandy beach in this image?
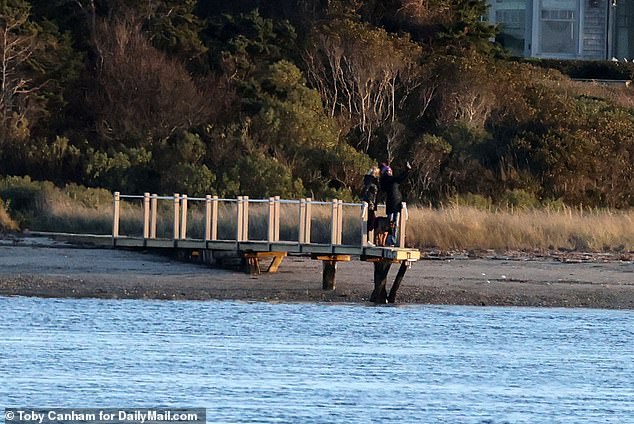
[0,236,633,308]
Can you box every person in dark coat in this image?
[360,166,380,244]
[379,161,411,246]
[380,161,411,218]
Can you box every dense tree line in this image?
[0,0,632,207]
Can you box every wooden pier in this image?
[107,192,420,303]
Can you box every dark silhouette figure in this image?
[360,166,380,244]
[380,162,411,218]
[379,162,411,246]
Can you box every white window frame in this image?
[531,0,584,58]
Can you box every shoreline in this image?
[0,238,633,309]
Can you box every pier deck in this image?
[46,192,422,303]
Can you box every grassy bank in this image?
[1,176,633,253]
[407,206,634,253]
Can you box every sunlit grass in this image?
[407,205,634,252]
[0,198,18,232]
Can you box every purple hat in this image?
[381,165,392,175]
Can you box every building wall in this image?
[489,0,616,60]
[614,0,634,60]
[582,2,608,59]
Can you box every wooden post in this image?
[330,199,339,246]
[210,195,218,241]
[313,254,350,291]
[267,197,275,242]
[267,252,286,272]
[361,202,369,247]
[236,196,249,242]
[398,202,408,248]
[236,196,243,241]
[304,198,312,244]
[180,194,188,240]
[112,191,120,239]
[322,260,337,290]
[243,196,249,241]
[337,199,344,245]
[173,193,180,240]
[150,194,157,239]
[299,198,306,243]
[370,261,392,304]
[245,256,260,275]
[274,196,280,241]
[143,192,150,239]
[243,252,286,273]
[205,195,212,241]
[388,261,409,304]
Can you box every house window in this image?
[539,0,578,55]
[496,9,527,55]
[492,0,528,56]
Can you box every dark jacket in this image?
[360,174,379,211]
[380,169,409,215]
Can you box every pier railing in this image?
[112,192,409,248]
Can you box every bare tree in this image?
[434,54,497,129]
[89,17,216,145]
[304,19,420,153]
[0,5,43,144]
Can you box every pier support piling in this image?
[322,260,337,290]
[371,261,392,303]
[313,254,351,291]
[387,261,409,304]
[369,259,411,304]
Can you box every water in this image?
[1,297,633,424]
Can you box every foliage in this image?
[0,0,632,209]
[523,58,634,80]
[304,18,421,154]
[0,175,113,232]
[0,196,19,231]
[89,18,213,146]
[219,152,304,198]
[0,175,52,212]
[0,0,81,145]
[436,0,497,54]
[499,189,539,210]
[253,60,372,193]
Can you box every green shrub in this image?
[0,176,114,232]
[448,193,493,210]
[160,163,216,197]
[62,183,113,208]
[542,198,567,212]
[500,189,539,210]
[521,58,634,80]
[219,152,305,198]
[0,176,55,220]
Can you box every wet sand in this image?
[0,237,633,309]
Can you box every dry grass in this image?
[407,205,634,252]
[0,199,19,232]
[40,202,115,235]
[569,80,634,109]
[2,176,632,253]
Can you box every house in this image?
[487,0,633,60]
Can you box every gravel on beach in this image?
[0,237,633,309]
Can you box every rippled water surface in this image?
[1,296,633,423]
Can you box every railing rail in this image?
[112,192,409,247]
